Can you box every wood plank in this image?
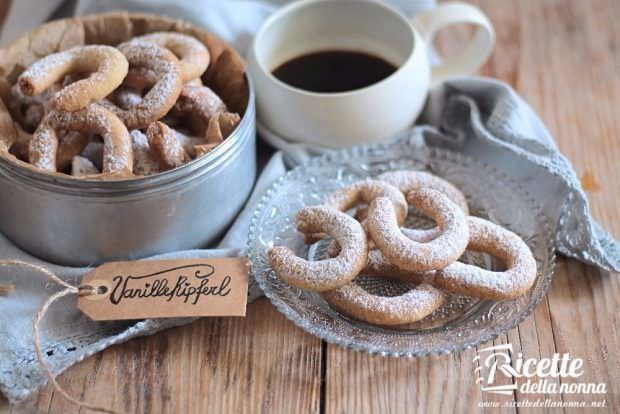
[8,299,322,414]
[546,260,620,412]
[324,295,569,413]
[325,0,620,413]
[514,0,620,239]
[325,345,484,413]
[526,0,620,409]
[1,0,619,413]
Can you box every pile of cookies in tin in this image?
[269,170,537,326]
[0,30,242,179]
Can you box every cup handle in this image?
[413,2,495,84]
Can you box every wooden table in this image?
[2,0,619,412]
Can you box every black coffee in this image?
[272,50,397,93]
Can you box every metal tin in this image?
[0,82,256,266]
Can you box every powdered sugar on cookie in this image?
[367,189,469,272]
[322,280,445,325]
[269,173,538,326]
[269,206,368,291]
[433,216,537,299]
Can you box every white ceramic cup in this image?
[247,0,494,148]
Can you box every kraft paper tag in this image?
[77,258,249,321]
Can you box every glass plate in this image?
[247,139,555,356]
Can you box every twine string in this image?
[0,259,122,414]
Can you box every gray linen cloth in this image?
[1,0,619,404]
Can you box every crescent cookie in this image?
[130,129,160,176]
[173,84,227,135]
[361,247,433,283]
[56,131,90,172]
[322,278,445,326]
[377,170,469,213]
[205,111,240,144]
[111,87,143,110]
[18,45,129,112]
[326,179,408,223]
[146,121,190,170]
[128,32,210,83]
[269,206,368,292]
[375,170,470,242]
[0,95,18,153]
[71,155,99,177]
[305,179,407,244]
[366,189,469,272]
[29,104,133,178]
[2,81,59,132]
[104,41,183,130]
[327,231,435,283]
[432,216,537,300]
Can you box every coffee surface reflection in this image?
[272,50,397,93]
